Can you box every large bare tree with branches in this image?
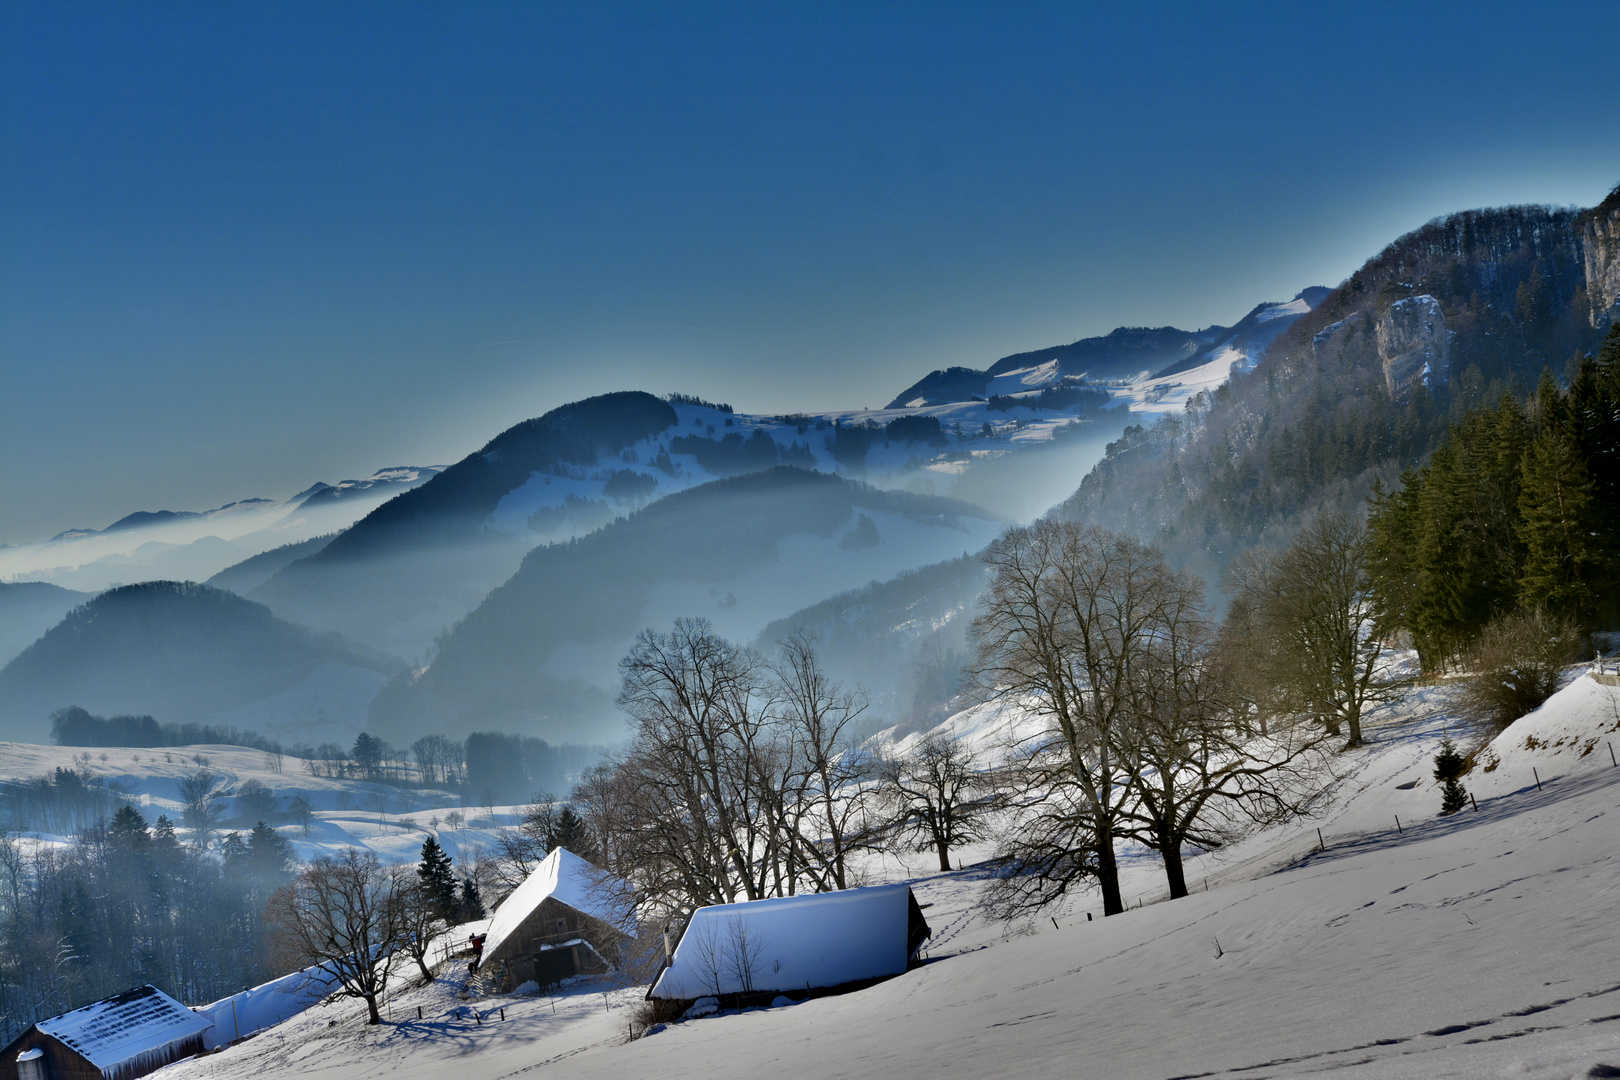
[970,521,1187,916]
[266,848,398,1024]
[878,734,992,872]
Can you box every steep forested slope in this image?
[753,555,989,725]
[368,468,1001,744]
[1058,202,1609,586]
[206,533,337,595]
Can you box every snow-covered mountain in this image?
[886,288,1330,413]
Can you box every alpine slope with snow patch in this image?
[163,672,1620,1079]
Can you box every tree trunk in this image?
[1097,838,1124,915]
[1345,705,1363,747]
[365,993,382,1025]
[1161,838,1188,899]
[936,837,951,872]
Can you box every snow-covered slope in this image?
[160,672,1620,1080]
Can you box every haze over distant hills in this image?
[366,466,1003,744]
[1,187,1615,749]
[0,466,440,594]
[0,581,401,744]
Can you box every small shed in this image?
[1,984,211,1080]
[481,847,636,991]
[194,958,346,1049]
[649,883,932,1002]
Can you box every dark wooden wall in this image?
[0,1030,104,1080]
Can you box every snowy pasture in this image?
[0,740,528,866]
[155,673,1620,1079]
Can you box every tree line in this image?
[1367,324,1620,671]
[0,806,295,1045]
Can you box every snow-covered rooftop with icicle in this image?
[35,984,210,1071]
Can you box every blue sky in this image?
[3,1,1617,543]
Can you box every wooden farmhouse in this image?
[1,984,211,1080]
[481,847,636,991]
[649,883,932,1004]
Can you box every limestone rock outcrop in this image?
[1583,193,1620,329]
[1377,295,1450,398]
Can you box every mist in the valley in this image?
[939,412,1131,524]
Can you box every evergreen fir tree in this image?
[247,822,295,882]
[1433,737,1469,815]
[418,836,457,920]
[1517,426,1598,620]
[456,876,486,921]
[546,806,593,860]
[108,804,150,851]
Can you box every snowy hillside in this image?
[156,672,1620,1080]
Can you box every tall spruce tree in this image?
[417,836,457,921]
[1517,426,1598,620]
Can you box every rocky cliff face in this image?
[1378,295,1450,398]
[1583,189,1620,328]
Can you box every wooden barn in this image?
[480,847,636,992]
[1,984,211,1080]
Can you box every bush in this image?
[1458,608,1586,728]
[627,995,690,1039]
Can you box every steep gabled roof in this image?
[483,847,634,962]
[36,984,210,1071]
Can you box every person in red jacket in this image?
[468,933,487,975]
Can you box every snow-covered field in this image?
[0,741,528,866]
[157,673,1620,1080]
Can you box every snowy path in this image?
[163,677,1620,1079]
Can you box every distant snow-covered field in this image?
[0,740,528,866]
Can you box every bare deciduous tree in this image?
[266,849,398,1024]
[878,734,991,872]
[177,770,223,849]
[771,632,873,891]
[970,521,1187,916]
[387,863,442,983]
[1117,584,1330,898]
[614,618,774,907]
[1227,513,1390,746]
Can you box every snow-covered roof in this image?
[194,959,345,1049]
[36,984,210,1071]
[651,883,920,999]
[483,848,634,962]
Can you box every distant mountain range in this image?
[0,467,441,595]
